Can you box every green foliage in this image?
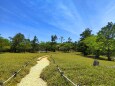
[83,35,102,58]
[97,22,115,60]
[83,35,97,50]
[16,39,32,52]
[77,28,92,55]
[23,39,32,52]
[0,35,10,52]
[51,35,57,43]
[78,22,115,60]
[39,42,51,52]
[59,42,73,52]
[10,34,39,53]
[71,41,78,51]
[80,28,92,41]
[50,35,58,52]
[0,22,115,61]
[31,36,39,52]
[10,33,25,52]
[39,42,46,51]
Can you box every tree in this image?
[83,35,102,58]
[59,36,64,43]
[59,42,72,52]
[77,28,92,55]
[39,42,51,52]
[24,39,32,52]
[10,33,25,52]
[67,37,72,43]
[31,36,39,52]
[97,22,115,61]
[17,39,31,52]
[72,41,78,51]
[51,35,57,52]
[51,35,57,43]
[0,35,10,52]
[80,28,92,40]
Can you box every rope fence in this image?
[50,55,79,86]
[0,55,41,86]
[0,55,84,86]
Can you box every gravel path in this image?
[17,56,49,86]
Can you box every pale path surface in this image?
[17,56,49,86]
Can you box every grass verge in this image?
[0,52,46,86]
[41,52,115,86]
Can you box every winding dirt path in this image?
[17,56,49,86]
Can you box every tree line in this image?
[0,22,115,61]
[77,22,115,61]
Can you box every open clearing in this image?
[0,53,46,86]
[41,52,115,86]
[17,56,49,86]
[0,52,115,86]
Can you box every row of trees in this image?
[0,33,75,53]
[0,33,39,53]
[0,22,115,60]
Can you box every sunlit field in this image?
[0,0,115,86]
[0,53,46,86]
[41,52,115,86]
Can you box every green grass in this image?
[41,52,115,86]
[0,52,46,86]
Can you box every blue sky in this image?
[0,0,115,42]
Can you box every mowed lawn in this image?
[0,53,46,86]
[41,52,115,86]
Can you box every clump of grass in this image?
[41,52,115,86]
[0,53,46,86]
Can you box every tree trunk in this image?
[95,50,100,59]
[45,49,47,53]
[107,48,111,61]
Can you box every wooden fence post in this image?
[0,81,3,86]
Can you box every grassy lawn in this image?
[41,52,115,86]
[0,53,46,86]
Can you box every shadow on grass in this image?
[0,52,4,54]
[76,53,109,61]
[86,55,108,61]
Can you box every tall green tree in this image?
[80,28,92,40]
[97,22,115,61]
[83,35,102,58]
[31,36,39,52]
[11,33,25,52]
[51,35,57,52]
[77,28,92,55]
[51,35,57,43]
